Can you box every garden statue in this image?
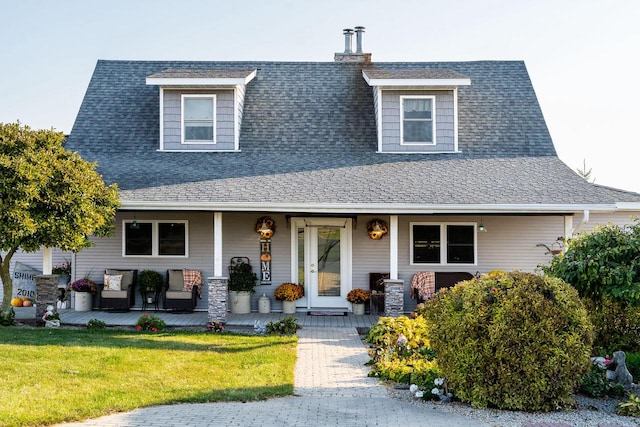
[611,350,634,387]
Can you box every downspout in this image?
[572,209,590,235]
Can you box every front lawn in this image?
[0,327,297,427]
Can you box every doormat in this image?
[308,311,348,316]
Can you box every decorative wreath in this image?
[367,219,389,240]
[255,216,276,239]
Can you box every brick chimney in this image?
[334,26,371,63]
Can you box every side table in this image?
[141,290,160,311]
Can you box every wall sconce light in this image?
[255,216,276,239]
[131,216,140,230]
[478,217,487,233]
[367,219,389,240]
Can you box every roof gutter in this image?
[118,201,627,215]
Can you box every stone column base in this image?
[383,279,404,317]
[208,277,228,323]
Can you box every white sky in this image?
[1,0,638,193]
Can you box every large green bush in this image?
[365,315,440,388]
[419,271,593,411]
[542,220,640,305]
[584,298,640,353]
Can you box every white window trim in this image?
[181,94,216,145]
[409,222,477,266]
[400,95,436,146]
[122,220,189,258]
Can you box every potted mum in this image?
[70,278,96,312]
[274,282,304,314]
[346,288,370,315]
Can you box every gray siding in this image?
[381,90,455,152]
[76,211,214,310]
[163,89,235,151]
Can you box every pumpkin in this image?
[22,300,33,307]
[11,297,22,307]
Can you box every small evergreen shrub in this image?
[135,313,166,332]
[419,271,593,411]
[365,315,440,390]
[266,316,301,335]
[86,319,106,330]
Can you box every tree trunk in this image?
[0,249,16,316]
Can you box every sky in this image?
[1,0,639,193]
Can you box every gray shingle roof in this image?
[66,60,640,212]
[362,69,469,80]
[146,68,256,79]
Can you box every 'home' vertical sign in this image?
[260,239,272,285]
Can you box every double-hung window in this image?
[123,220,188,257]
[401,95,435,145]
[411,223,476,265]
[182,94,215,144]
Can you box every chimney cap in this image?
[343,28,354,33]
[354,26,365,31]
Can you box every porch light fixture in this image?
[131,217,140,230]
[478,217,487,233]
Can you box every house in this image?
[4,28,640,315]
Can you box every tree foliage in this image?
[0,122,119,316]
[542,220,640,305]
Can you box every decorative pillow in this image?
[103,274,123,291]
[182,269,203,297]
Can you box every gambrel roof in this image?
[66,60,640,214]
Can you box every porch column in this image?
[383,278,404,317]
[390,215,398,280]
[42,247,53,275]
[213,212,223,276]
[208,276,228,323]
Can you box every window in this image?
[181,95,215,144]
[123,220,188,257]
[401,96,435,145]
[411,223,476,265]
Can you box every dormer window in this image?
[401,96,434,145]
[146,68,256,152]
[362,69,470,154]
[182,95,216,144]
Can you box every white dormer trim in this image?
[362,72,471,88]
[146,70,257,87]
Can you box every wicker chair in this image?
[98,269,137,310]
[162,269,199,311]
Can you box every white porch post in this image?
[42,247,53,275]
[390,215,398,280]
[564,215,573,244]
[213,212,223,276]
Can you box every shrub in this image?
[584,298,640,353]
[139,270,163,292]
[135,313,166,332]
[0,307,15,326]
[419,271,593,411]
[580,364,625,397]
[365,315,440,390]
[617,394,640,417]
[266,316,300,335]
[542,220,640,305]
[86,319,106,330]
[206,321,224,333]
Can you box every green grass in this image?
[0,327,297,427]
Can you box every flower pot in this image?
[353,303,365,315]
[282,300,297,314]
[57,274,70,287]
[229,290,251,314]
[73,291,92,312]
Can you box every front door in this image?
[292,218,352,310]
